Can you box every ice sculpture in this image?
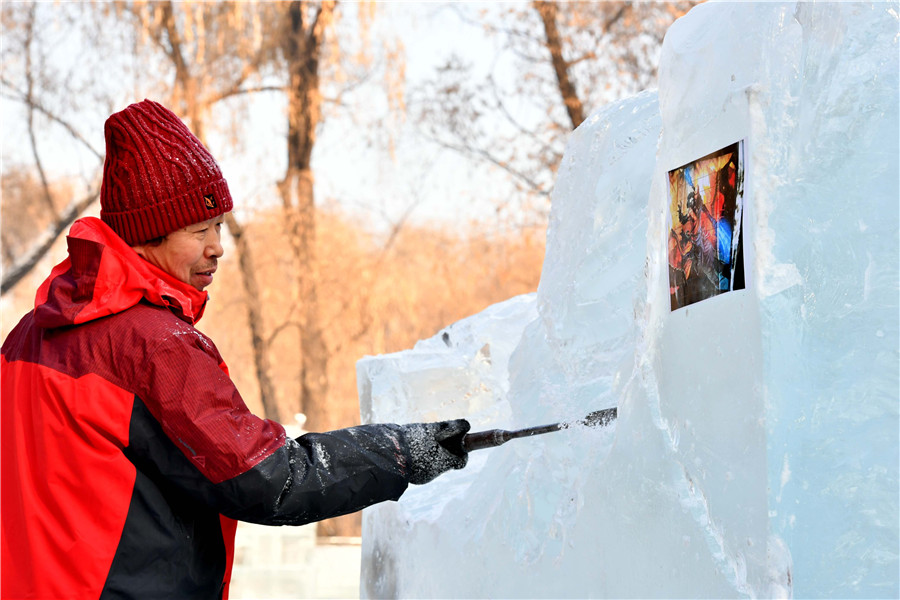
[357,3,898,597]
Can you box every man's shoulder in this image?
[94,301,177,339]
[116,301,187,327]
[112,302,217,352]
[74,302,223,381]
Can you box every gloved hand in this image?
[399,419,471,485]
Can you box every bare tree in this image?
[411,2,696,218]
[276,0,332,434]
[1,3,105,294]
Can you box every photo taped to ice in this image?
[667,140,745,311]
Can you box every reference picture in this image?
[667,140,745,311]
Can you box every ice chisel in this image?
[459,407,617,452]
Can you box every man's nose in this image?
[207,231,224,258]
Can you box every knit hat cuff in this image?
[102,178,232,246]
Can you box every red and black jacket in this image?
[1,217,411,599]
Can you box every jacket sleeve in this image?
[218,425,411,525]
[128,320,411,525]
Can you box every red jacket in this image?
[2,217,410,599]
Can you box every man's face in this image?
[133,214,225,291]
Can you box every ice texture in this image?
[357,3,898,598]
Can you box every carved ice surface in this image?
[357,3,898,598]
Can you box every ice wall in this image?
[358,3,898,598]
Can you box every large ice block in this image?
[358,3,898,598]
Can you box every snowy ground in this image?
[230,522,361,599]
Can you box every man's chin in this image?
[192,273,214,290]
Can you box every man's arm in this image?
[131,329,468,524]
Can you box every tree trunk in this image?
[152,0,282,425]
[223,212,280,421]
[533,1,586,129]
[280,0,358,539]
[279,1,331,430]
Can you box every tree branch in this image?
[205,84,285,105]
[266,319,302,348]
[0,80,103,160]
[22,4,58,220]
[421,131,550,198]
[603,4,629,31]
[1,189,99,295]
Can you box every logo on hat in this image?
[204,194,217,210]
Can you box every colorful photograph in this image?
[667,141,745,311]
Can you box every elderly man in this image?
[1,99,469,599]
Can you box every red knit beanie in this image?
[100,99,233,246]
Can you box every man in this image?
[1,99,469,599]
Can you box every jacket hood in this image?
[33,217,208,329]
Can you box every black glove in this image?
[399,419,470,485]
